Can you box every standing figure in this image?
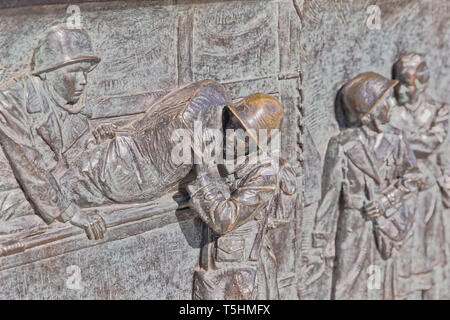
[388,53,449,299]
[310,72,428,299]
[0,24,106,238]
[186,94,297,299]
[437,138,450,298]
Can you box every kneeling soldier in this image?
[187,94,297,300]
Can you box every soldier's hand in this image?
[70,210,107,240]
[364,200,384,219]
[300,248,326,286]
[92,123,117,144]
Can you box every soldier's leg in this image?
[0,189,48,236]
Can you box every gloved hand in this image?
[70,209,107,240]
[363,199,385,219]
[92,123,117,144]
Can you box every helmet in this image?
[393,53,430,85]
[227,93,284,147]
[31,24,100,75]
[340,72,398,126]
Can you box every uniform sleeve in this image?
[372,134,424,259]
[267,160,298,228]
[312,137,345,252]
[437,140,450,208]
[408,102,449,158]
[187,163,277,235]
[0,88,76,224]
[376,134,428,217]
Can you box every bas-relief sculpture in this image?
[187,95,297,299]
[388,53,449,299]
[307,62,450,299]
[310,72,428,299]
[0,19,298,299]
[0,24,107,239]
[0,0,449,300]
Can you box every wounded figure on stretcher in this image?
[64,80,230,208]
[0,74,234,239]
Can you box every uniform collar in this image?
[43,81,86,115]
[35,78,89,156]
[45,82,68,111]
[403,94,424,113]
[223,150,272,178]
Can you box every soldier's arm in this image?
[312,137,345,251]
[366,134,427,219]
[301,137,345,289]
[0,91,76,224]
[267,160,298,228]
[187,163,277,235]
[368,135,424,258]
[408,102,449,158]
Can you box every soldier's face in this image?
[46,62,91,105]
[395,78,428,106]
[395,65,429,105]
[373,89,396,125]
[223,110,255,160]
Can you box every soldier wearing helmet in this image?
[390,54,448,158]
[0,24,105,239]
[307,72,428,299]
[388,53,449,299]
[186,93,297,300]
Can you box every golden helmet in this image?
[227,93,284,147]
[31,24,100,75]
[340,72,398,126]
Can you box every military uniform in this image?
[186,94,297,300]
[187,152,297,300]
[312,72,428,300]
[0,74,90,235]
[388,94,448,299]
[61,80,229,206]
[0,24,102,236]
[315,127,427,299]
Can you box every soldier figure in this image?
[0,24,106,238]
[186,94,297,299]
[310,72,428,299]
[437,138,450,298]
[389,53,449,299]
[61,80,229,206]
